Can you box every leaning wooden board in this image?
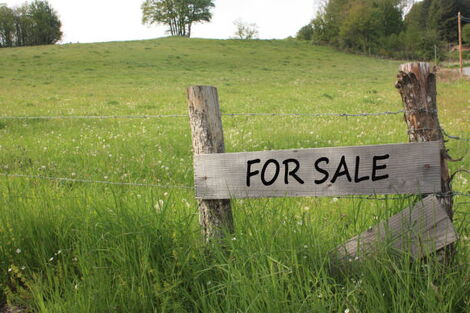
[194,142,441,199]
[336,195,457,259]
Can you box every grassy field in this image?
[0,37,469,312]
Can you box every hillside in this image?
[0,38,469,312]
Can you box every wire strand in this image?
[1,173,469,198]
[441,128,470,142]
[406,127,470,141]
[0,109,439,120]
[0,173,193,190]
[0,114,188,120]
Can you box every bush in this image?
[463,24,470,44]
[232,19,259,40]
[296,24,313,41]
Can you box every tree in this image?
[0,5,15,47]
[309,0,404,49]
[296,23,313,40]
[339,0,383,53]
[427,0,458,42]
[232,19,259,40]
[464,24,470,44]
[28,0,62,45]
[141,0,214,37]
[301,0,467,59]
[0,0,61,48]
[404,0,470,43]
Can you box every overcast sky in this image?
[3,0,318,43]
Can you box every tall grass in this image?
[0,37,469,312]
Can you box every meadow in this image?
[0,37,469,312]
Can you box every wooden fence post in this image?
[187,86,234,241]
[395,62,453,220]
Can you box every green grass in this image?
[0,37,469,312]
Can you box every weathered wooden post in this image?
[395,62,453,221]
[187,86,234,241]
[336,63,458,261]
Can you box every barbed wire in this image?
[2,112,468,140]
[441,128,470,142]
[0,114,187,120]
[0,173,193,190]
[6,109,468,140]
[405,127,470,142]
[338,192,470,200]
[451,191,470,197]
[221,110,411,117]
[1,173,469,199]
[0,109,440,120]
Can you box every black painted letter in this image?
[314,157,330,184]
[354,156,370,183]
[331,156,352,183]
[372,154,390,181]
[246,159,261,186]
[261,159,280,186]
[282,159,304,184]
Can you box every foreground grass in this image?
[0,37,469,312]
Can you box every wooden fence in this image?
[188,62,458,260]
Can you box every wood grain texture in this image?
[336,195,457,259]
[194,142,441,199]
[395,62,453,221]
[188,86,234,240]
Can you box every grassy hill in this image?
[0,38,469,312]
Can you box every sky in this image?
[2,0,319,43]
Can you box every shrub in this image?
[463,24,470,44]
[296,24,313,41]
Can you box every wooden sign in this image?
[194,142,441,199]
[337,195,457,259]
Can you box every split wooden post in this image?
[187,86,234,241]
[395,62,453,220]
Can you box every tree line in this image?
[0,0,62,48]
[297,0,470,60]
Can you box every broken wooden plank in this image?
[336,195,458,260]
[194,142,441,199]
